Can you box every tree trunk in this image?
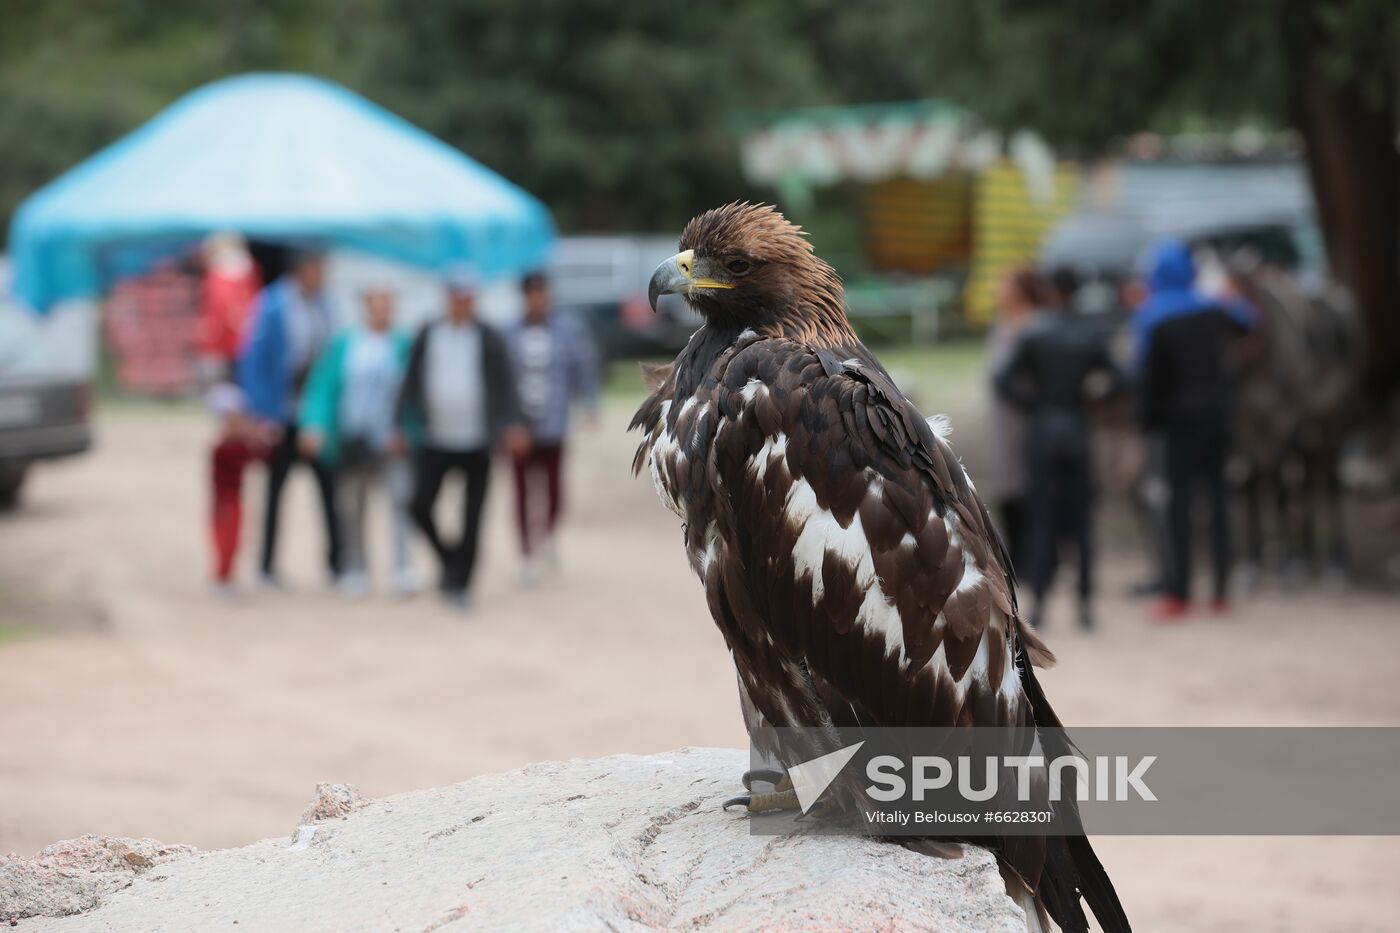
[1285,5,1400,406]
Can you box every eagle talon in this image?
[722,787,800,814]
[741,768,788,791]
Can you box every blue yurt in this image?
[9,73,556,312]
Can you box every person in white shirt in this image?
[396,267,527,608]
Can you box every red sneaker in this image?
[1150,597,1191,623]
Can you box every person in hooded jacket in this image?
[1134,240,1254,621]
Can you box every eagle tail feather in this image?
[1020,651,1132,933]
[1017,620,1057,669]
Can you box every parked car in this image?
[0,259,94,507]
[549,235,701,360]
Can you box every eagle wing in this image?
[643,333,1048,732]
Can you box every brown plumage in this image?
[631,203,1128,933]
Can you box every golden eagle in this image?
[631,203,1129,932]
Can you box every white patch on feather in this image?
[747,433,789,483]
[786,479,870,610]
[778,478,917,662]
[927,414,978,492]
[945,508,987,579]
[995,608,1022,703]
[647,425,686,518]
[865,470,885,500]
[698,522,721,575]
[691,401,711,445]
[856,582,905,659]
[740,378,765,402]
[961,628,991,686]
[954,561,985,595]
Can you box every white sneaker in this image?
[338,572,369,600]
[211,581,241,601]
[539,535,560,572]
[444,587,475,612]
[520,555,542,587]
[390,568,420,598]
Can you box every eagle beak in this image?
[647,249,733,311]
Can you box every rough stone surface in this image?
[298,782,365,826]
[2,836,195,922]
[10,748,1025,932]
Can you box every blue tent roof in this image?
[8,73,556,311]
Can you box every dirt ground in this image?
[2,399,1399,932]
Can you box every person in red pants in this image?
[506,272,599,583]
[509,443,564,574]
[208,384,266,596]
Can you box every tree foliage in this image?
[1,1,1395,248]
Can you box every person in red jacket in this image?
[195,233,261,385]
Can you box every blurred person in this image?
[1118,275,1175,599]
[299,287,416,599]
[1135,240,1254,621]
[206,383,267,596]
[996,274,1125,630]
[397,267,527,609]
[237,249,341,586]
[506,271,600,582]
[984,267,1043,572]
[195,233,261,385]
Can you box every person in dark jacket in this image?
[996,273,1125,630]
[397,266,528,609]
[1135,240,1253,621]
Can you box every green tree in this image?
[363,0,838,231]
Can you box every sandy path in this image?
[2,402,1398,931]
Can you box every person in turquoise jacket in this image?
[300,287,417,598]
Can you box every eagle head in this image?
[648,202,847,336]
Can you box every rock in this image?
[10,748,1026,932]
[1,836,194,923]
[297,782,364,826]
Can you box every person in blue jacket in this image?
[1134,240,1254,621]
[237,250,341,586]
[300,286,416,599]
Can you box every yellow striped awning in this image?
[964,160,1078,324]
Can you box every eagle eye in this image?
[725,257,753,275]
